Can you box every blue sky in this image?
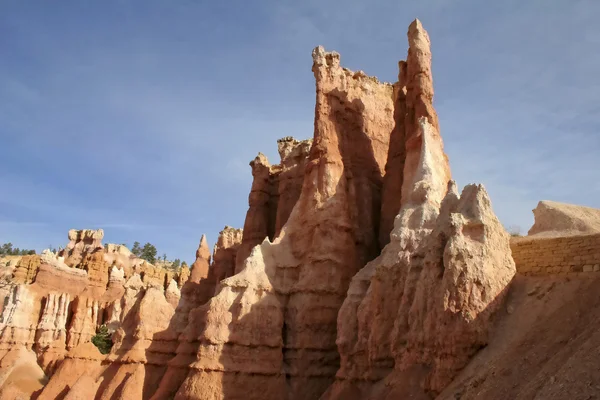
[1,0,599,263]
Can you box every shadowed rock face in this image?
[235,137,313,274]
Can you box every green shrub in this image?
[91,324,113,354]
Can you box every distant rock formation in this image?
[0,229,191,392]
[528,200,600,237]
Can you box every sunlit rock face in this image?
[0,229,185,393]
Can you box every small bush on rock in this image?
[91,324,113,354]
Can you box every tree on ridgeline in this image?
[140,243,157,264]
[131,241,142,257]
[0,243,36,256]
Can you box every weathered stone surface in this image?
[67,296,100,350]
[177,264,190,288]
[35,292,71,372]
[235,153,279,273]
[379,18,451,249]
[322,20,514,400]
[0,347,47,400]
[12,255,41,285]
[165,279,181,308]
[235,138,312,273]
[275,137,313,236]
[190,235,211,284]
[0,19,550,400]
[37,342,105,400]
[528,200,600,237]
[211,226,243,285]
[169,41,394,400]
[60,229,104,267]
[0,285,40,349]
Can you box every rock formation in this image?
[211,226,243,284]
[235,137,312,273]
[528,200,600,237]
[0,229,190,397]
[59,229,104,267]
[322,20,514,400]
[166,37,395,400]
[12,255,41,284]
[0,19,559,400]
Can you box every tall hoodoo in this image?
[379,19,451,248]
[190,234,211,284]
[167,44,395,400]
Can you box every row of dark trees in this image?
[0,243,36,256]
[2,240,187,269]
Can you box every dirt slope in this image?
[439,274,600,399]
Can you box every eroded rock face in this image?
[169,236,213,337]
[60,229,104,267]
[37,342,105,400]
[275,137,313,236]
[528,200,600,237]
[235,138,313,273]
[12,255,41,284]
[379,19,451,249]
[7,20,521,400]
[211,226,243,284]
[0,230,182,394]
[190,235,211,284]
[322,20,514,400]
[169,42,394,400]
[235,153,279,271]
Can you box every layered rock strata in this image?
[167,41,395,400]
[235,137,312,273]
[0,230,189,389]
[7,19,524,400]
[323,20,514,400]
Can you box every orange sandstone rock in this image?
[235,137,312,273]
[170,41,394,400]
[12,255,41,285]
